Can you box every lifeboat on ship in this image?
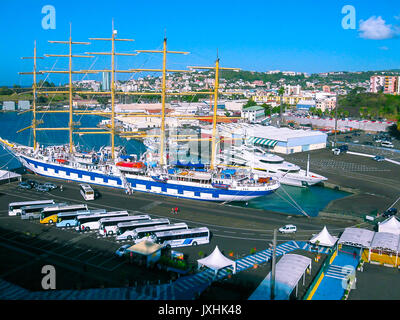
[56,158,68,165]
[116,161,145,172]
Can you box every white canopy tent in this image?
[369,231,400,265]
[197,246,236,277]
[370,232,399,253]
[0,170,21,184]
[248,254,312,300]
[378,216,400,235]
[309,226,338,247]
[338,227,375,248]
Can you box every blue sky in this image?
[2,0,400,86]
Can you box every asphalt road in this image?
[0,173,366,292]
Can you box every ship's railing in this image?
[235,179,279,188]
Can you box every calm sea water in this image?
[0,112,349,216]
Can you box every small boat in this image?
[116,161,145,172]
[258,177,271,184]
[56,158,68,164]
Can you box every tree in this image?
[388,123,400,140]
[243,99,257,108]
[261,103,271,116]
[0,86,13,95]
[37,95,48,104]
[96,96,109,106]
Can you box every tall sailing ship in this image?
[0,22,280,202]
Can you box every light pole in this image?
[270,229,277,300]
[334,97,338,147]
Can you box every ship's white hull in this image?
[17,154,279,202]
[253,169,326,187]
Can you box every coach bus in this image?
[8,200,55,216]
[56,209,106,228]
[79,184,95,201]
[75,211,129,232]
[150,227,210,248]
[40,204,88,224]
[98,214,150,237]
[20,203,64,220]
[116,218,170,241]
[131,223,188,244]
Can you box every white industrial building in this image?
[18,100,30,110]
[2,101,15,111]
[219,123,327,154]
[241,106,265,123]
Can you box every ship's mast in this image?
[26,24,241,166]
[39,23,93,152]
[85,20,136,159]
[18,41,44,150]
[188,58,240,170]
[134,37,190,166]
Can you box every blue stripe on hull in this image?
[20,156,274,201]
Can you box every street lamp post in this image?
[270,229,277,300]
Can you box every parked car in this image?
[383,208,398,217]
[278,224,297,234]
[115,244,131,258]
[18,181,32,190]
[373,155,385,162]
[35,184,50,192]
[332,148,341,155]
[363,141,373,146]
[26,180,39,188]
[43,182,57,190]
[381,141,394,148]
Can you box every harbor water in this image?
[0,112,350,216]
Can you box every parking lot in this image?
[0,166,374,298]
[0,178,279,292]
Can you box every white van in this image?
[381,141,394,148]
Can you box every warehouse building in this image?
[219,123,327,154]
[18,100,30,110]
[2,101,15,111]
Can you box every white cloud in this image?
[358,16,400,40]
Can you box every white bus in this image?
[40,204,88,224]
[150,227,210,248]
[8,199,55,216]
[20,202,65,220]
[131,223,188,244]
[75,211,129,232]
[116,218,170,241]
[56,209,105,228]
[98,214,150,237]
[79,184,95,201]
